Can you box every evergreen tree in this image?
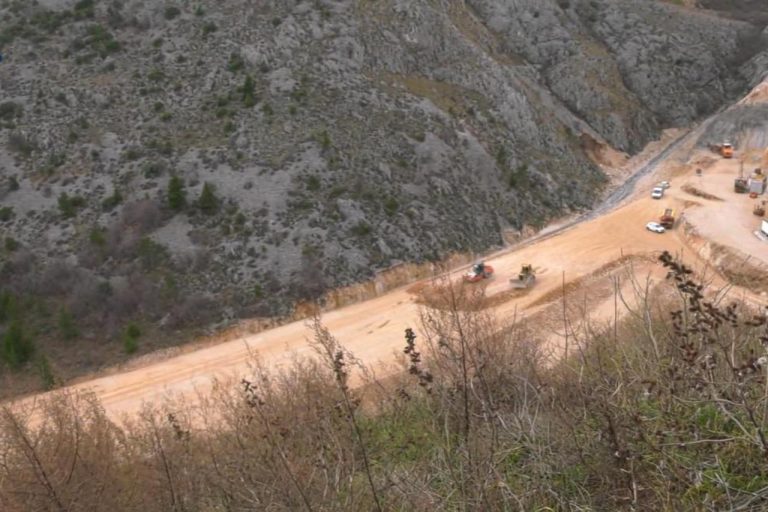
[242,75,256,107]
[37,355,56,390]
[198,182,219,214]
[2,317,34,368]
[167,175,186,210]
[0,291,14,324]
[58,307,79,340]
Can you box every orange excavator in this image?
[464,261,494,283]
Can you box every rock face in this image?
[0,0,766,332]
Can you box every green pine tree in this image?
[198,182,219,215]
[242,75,256,107]
[57,307,79,341]
[0,291,14,324]
[37,355,56,390]
[2,317,34,369]
[167,175,186,210]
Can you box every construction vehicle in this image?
[464,261,494,283]
[709,142,734,158]
[510,264,536,289]
[660,208,675,229]
[748,169,767,195]
[754,201,766,217]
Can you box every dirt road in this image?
[14,84,768,424]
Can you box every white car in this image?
[658,181,670,189]
[651,187,664,199]
[646,222,665,233]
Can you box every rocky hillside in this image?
[0,0,766,372]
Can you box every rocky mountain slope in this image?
[0,0,766,372]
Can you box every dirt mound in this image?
[680,218,768,294]
[682,184,724,201]
[527,255,652,309]
[409,280,530,312]
[581,133,629,170]
[708,244,768,294]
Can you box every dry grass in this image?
[2,253,768,511]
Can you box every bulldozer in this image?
[464,261,494,283]
[510,264,536,289]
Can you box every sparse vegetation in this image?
[383,196,399,216]
[4,237,19,252]
[164,5,181,21]
[58,193,85,219]
[350,220,371,236]
[202,21,217,37]
[7,132,34,157]
[0,101,22,121]
[57,307,78,341]
[227,52,244,73]
[101,189,123,211]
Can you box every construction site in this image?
[11,78,768,425]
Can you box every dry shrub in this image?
[166,295,218,329]
[1,253,767,510]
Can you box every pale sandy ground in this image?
[11,84,768,425]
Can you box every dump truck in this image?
[464,261,494,283]
[660,208,675,229]
[510,264,536,289]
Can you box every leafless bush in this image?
[33,260,80,297]
[7,132,35,157]
[1,253,766,510]
[106,274,161,324]
[105,199,164,260]
[166,295,218,329]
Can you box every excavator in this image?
[464,261,494,283]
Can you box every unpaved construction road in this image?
[14,83,768,423]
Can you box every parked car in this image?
[651,187,664,199]
[658,181,670,189]
[646,222,665,233]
